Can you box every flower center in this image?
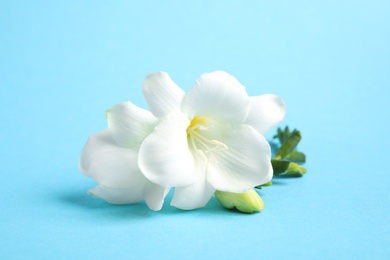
[186,116,227,160]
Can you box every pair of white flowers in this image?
[79,71,286,211]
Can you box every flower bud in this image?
[214,189,264,213]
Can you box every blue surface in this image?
[1,0,389,259]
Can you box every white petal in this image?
[88,184,146,204]
[144,182,169,211]
[171,183,215,210]
[79,130,144,188]
[182,71,250,124]
[245,94,286,134]
[107,102,158,147]
[138,112,197,188]
[142,71,185,118]
[171,154,215,210]
[206,125,272,193]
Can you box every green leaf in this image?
[274,126,291,144]
[271,159,307,177]
[274,130,302,160]
[285,151,306,164]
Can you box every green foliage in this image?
[271,126,307,177]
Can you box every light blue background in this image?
[1,0,389,259]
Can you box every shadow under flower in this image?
[55,187,244,219]
[56,188,154,220]
[158,196,229,216]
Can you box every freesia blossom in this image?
[79,70,285,211]
[79,102,168,211]
[139,71,286,210]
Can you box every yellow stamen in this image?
[187,116,207,131]
[186,116,227,159]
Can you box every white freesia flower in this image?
[138,71,286,210]
[79,102,168,211]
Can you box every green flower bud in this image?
[214,189,264,213]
